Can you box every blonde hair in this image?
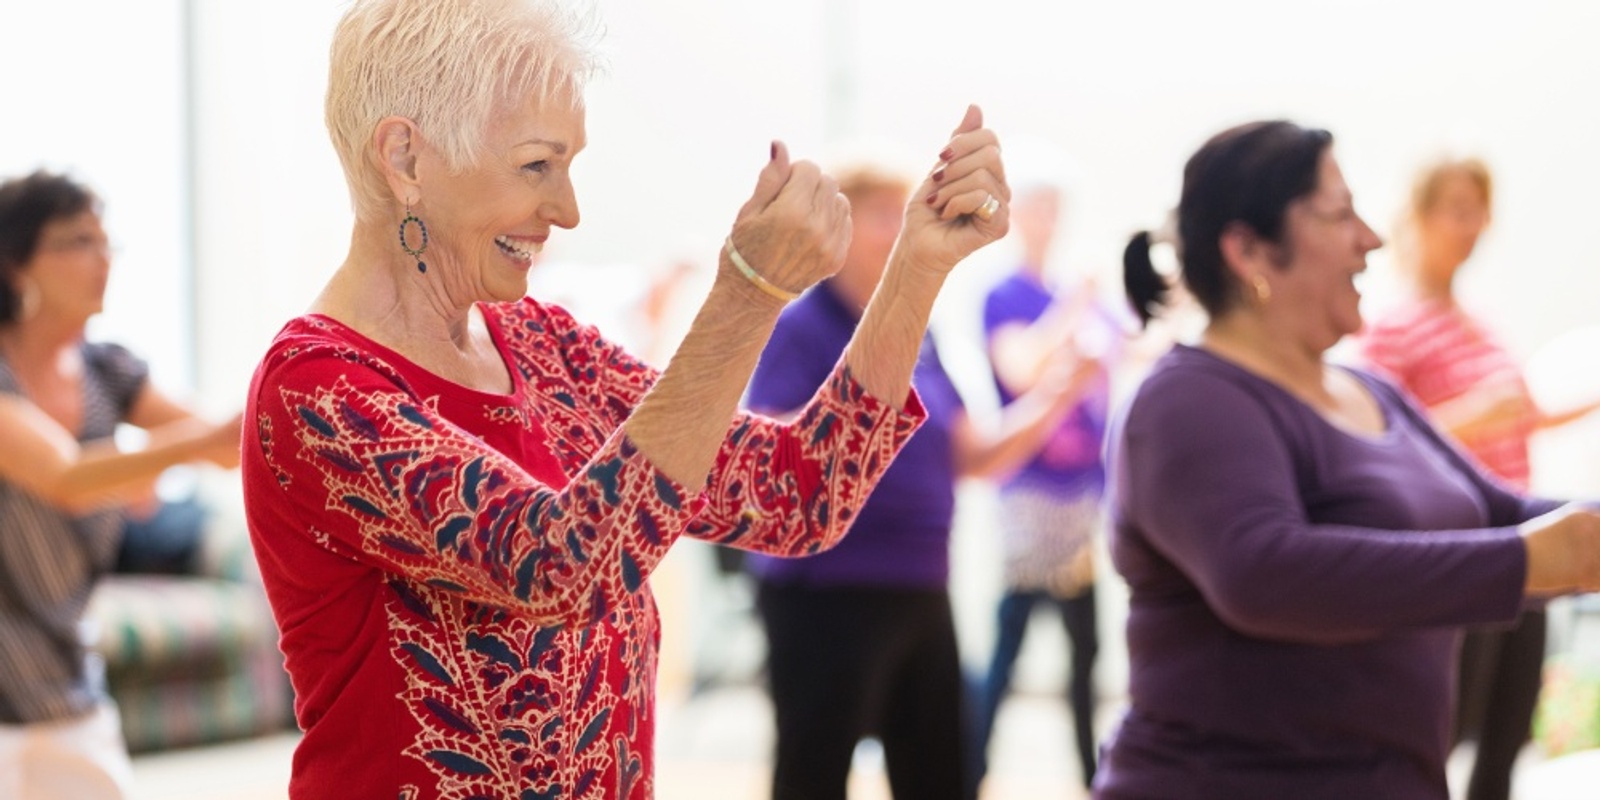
[1390,154,1493,265]
[837,165,912,204]
[326,0,603,220]
[1406,154,1494,220]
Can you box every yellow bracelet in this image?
[725,236,800,303]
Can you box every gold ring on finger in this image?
[974,194,1001,222]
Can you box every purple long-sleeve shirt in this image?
[1096,345,1555,800]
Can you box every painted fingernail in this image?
[770,141,778,161]
[939,147,954,162]
[932,167,946,182]
[926,191,939,205]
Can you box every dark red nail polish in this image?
[926,192,939,205]
[932,167,946,182]
[770,142,777,161]
[939,147,954,162]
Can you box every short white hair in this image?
[326,0,603,220]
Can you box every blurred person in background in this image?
[1358,155,1600,800]
[1103,120,1600,799]
[744,156,1095,800]
[0,170,242,800]
[974,154,1126,791]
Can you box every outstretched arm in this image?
[0,377,239,513]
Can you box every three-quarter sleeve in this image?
[537,302,927,557]
[249,341,703,628]
[83,342,151,421]
[684,360,925,555]
[1117,368,1528,646]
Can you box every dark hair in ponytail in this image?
[1123,121,1333,326]
[1123,230,1166,327]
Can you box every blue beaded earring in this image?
[398,207,429,273]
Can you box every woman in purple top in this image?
[976,173,1119,790]
[745,155,1090,800]
[1102,120,1600,799]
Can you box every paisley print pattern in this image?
[243,298,923,798]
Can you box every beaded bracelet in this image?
[725,236,800,303]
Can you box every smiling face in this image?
[18,210,112,326]
[410,92,585,304]
[1268,151,1384,351]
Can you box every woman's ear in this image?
[373,116,422,206]
[1218,220,1264,285]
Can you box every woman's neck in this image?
[1408,253,1459,304]
[1019,247,1049,279]
[0,317,85,369]
[319,222,476,353]
[317,222,515,395]
[1201,312,1328,397]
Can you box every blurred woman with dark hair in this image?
[1099,122,1600,799]
[0,171,241,800]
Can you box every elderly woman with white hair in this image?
[238,0,1011,797]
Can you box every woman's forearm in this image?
[841,253,948,409]
[623,272,784,488]
[957,381,1085,479]
[45,417,228,512]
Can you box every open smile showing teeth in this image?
[495,235,540,263]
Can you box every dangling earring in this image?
[1251,274,1272,304]
[398,206,429,274]
[17,276,41,321]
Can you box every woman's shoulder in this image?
[262,314,371,359]
[79,340,149,385]
[1137,345,1249,391]
[251,314,410,392]
[484,296,565,327]
[1123,346,1291,429]
[80,339,144,364]
[481,297,595,349]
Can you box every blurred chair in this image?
[85,490,293,753]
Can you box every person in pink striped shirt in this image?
[1358,155,1600,800]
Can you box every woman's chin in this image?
[488,276,530,304]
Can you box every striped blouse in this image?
[0,342,147,723]
[1357,299,1536,488]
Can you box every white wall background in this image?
[7,0,1600,717]
[175,0,1600,412]
[0,0,192,392]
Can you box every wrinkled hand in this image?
[723,142,853,304]
[898,104,1010,274]
[1521,504,1600,595]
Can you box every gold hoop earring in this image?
[1251,275,1272,304]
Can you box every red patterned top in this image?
[241,298,924,799]
[1358,299,1536,488]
